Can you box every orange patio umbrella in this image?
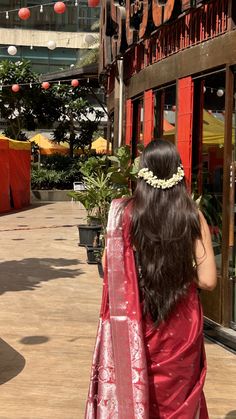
[91,137,111,154]
[29,134,69,155]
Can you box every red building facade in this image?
[101,0,236,348]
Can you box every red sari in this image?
[85,200,209,419]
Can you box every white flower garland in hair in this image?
[138,165,185,189]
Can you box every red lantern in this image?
[42,82,50,90]
[88,0,100,6]
[12,84,20,93]
[71,79,79,87]
[54,2,66,14]
[18,8,31,20]
[172,105,176,111]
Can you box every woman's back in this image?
[129,139,217,325]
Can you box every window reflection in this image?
[192,72,225,271]
[154,85,176,143]
[230,79,236,326]
[131,98,143,158]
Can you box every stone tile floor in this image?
[0,202,235,419]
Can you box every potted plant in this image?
[70,146,140,274]
[69,187,102,247]
[68,156,108,246]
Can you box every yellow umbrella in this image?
[29,134,69,155]
[91,137,111,154]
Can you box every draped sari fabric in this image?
[85,199,209,419]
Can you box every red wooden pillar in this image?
[143,90,154,145]
[125,99,133,146]
[176,76,194,187]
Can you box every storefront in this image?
[100,0,236,348]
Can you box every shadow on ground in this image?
[20,336,50,345]
[225,412,236,418]
[0,203,54,218]
[0,258,84,294]
[0,338,26,385]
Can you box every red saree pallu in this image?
[85,200,209,419]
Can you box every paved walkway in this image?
[0,202,235,419]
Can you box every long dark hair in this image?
[130,139,201,324]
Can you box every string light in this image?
[7,46,17,56]
[0,77,95,91]
[1,0,88,21]
[47,40,57,50]
[216,88,224,97]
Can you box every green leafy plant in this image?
[51,85,104,157]
[69,145,139,231]
[0,60,61,140]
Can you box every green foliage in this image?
[0,60,60,140]
[43,154,76,171]
[31,154,83,190]
[51,84,104,157]
[76,48,99,68]
[31,168,62,190]
[79,155,108,177]
[71,145,138,231]
[108,145,140,192]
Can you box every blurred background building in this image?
[0,1,100,74]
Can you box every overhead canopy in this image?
[91,137,111,154]
[29,133,69,155]
[164,110,230,148]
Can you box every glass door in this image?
[191,70,226,324]
[229,81,236,329]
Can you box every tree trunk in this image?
[69,115,75,158]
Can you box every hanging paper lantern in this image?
[216,88,224,97]
[54,2,66,14]
[71,79,79,87]
[12,84,20,93]
[42,82,50,90]
[88,0,100,6]
[18,8,31,20]
[47,40,57,50]
[7,46,17,56]
[172,105,176,111]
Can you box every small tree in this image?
[51,84,104,157]
[0,60,60,140]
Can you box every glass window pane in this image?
[192,72,225,271]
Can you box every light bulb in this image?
[217,88,224,97]
[7,45,17,56]
[6,11,9,19]
[47,40,56,50]
[40,5,43,13]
